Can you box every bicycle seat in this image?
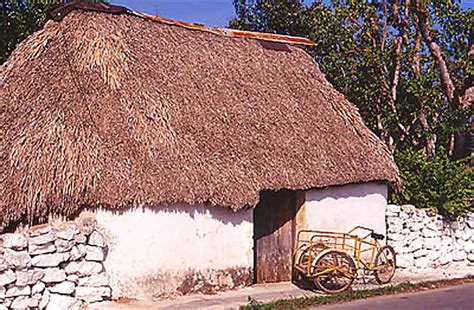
[371,232,385,240]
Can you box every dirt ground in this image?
[92,264,474,310]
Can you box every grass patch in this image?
[240,276,474,309]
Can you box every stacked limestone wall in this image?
[0,217,111,309]
[386,205,474,269]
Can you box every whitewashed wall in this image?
[84,204,253,299]
[298,182,388,237]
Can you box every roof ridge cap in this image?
[50,2,315,46]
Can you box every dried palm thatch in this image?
[0,7,399,230]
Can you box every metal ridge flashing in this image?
[132,11,316,46]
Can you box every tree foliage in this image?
[394,148,473,217]
[231,0,473,215]
[0,0,106,64]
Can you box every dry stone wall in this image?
[386,205,474,269]
[0,217,111,309]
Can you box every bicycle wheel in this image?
[313,250,356,294]
[294,244,320,274]
[374,245,396,284]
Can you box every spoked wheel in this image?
[313,250,356,294]
[293,244,320,282]
[374,245,396,284]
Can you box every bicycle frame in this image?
[294,226,387,278]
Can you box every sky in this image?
[111,0,473,28]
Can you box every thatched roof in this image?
[0,4,399,229]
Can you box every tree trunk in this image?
[415,5,455,101]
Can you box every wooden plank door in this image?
[254,190,296,283]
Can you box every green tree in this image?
[0,0,107,64]
[394,148,473,217]
[231,0,473,215]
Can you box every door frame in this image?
[253,189,305,283]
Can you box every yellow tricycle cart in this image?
[293,226,396,294]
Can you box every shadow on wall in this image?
[81,202,251,227]
[307,182,388,202]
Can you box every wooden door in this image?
[254,190,296,283]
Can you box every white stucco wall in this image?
[83,204,253,298]
[299,182,388,238]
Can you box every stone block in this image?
[29,242,56,256]
[424,237,440,250]
[54,239,75,253]
[11,295,41,309]
[66,274,79,284]
[1,234,27,250]
[1,299,12,309]
[4,250,31,270]
[407,232,418,242]
[425,222,437,231]
[401,205,416,213]
[88,231,106,248]
[28,232,56,246]
[388,217,402,225]
[387,223,403,233]
[464,241,474,253]
[387,205,401,213]
[10,296,31,309]
[0,285,5,299]
[49,281,75,295]
[399,212,409,220]
[408,239,423,252]
[0,297,14,310]
[32,281,45,294]
[15,270,44,286]
[46,293,77,310]
[0,270,16,286]
[468,253,474,262]
[456,230,471,241]
[441,237,454,247]
[76,286,111,303]
[85,246,105,262]
[76,217,97,236]
[452,250,467,262]
[29,294,42,308]
[0,257,7,272]
[396,253,414,268]
[70,245,87,261]
[65,261,103,276]
[413,249,428,258]
[401,228,410,235]
[5,285,30,298]
[389,241,405,250]
[439,253,452,265]
[388,233,405,242]
[427,250,441,261]
[78,274,109,287]
[39,289,50,309]
[31,253,69,268]
[74,233,87,244]
[396,246,411,254]
[467,220,474,229]
[29,225,51,237]
[422,228,437,238]
[42,268,66,283]
[55,223,79,241]
[416,209,427,217]
[408,222,424,232]
[414,257,429,268]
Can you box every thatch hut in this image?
[0,3,399,298]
